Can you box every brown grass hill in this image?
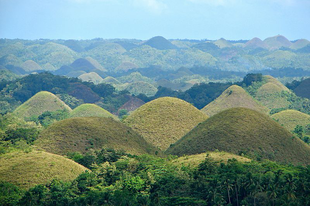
[124,97,208,151]
[244,37,268,49]
[78,72,104,84]
[35,117,158,156]
[21,60,42,72]
[69,103,117,119]
[0,150,88,189]
[263,35,292,50]
[143,36,178,50]
[214,38,233,49]
[166,107,310,165]
[255,75,291,109]
[13,91,72,119]
[102,76,121,85]
[118,97,145,114]
[290,39,310,50]
[201,85,269,116]
[293,78,310,99]
[172,152,251,168]
[271,110,310,132]
[68,82,101,103]
[85,57,107,72]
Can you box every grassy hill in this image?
[214,38,233,48]
[85,56,107,72]
[201,85,269,116]
[13,91,72,118]
[172,151,251,168]
[290,39,310,50]
[124,97,208,150]
[35,117,158,155]
[0,151,88,189]
[271,109,310,132]
[124,81,158,97]
[166,107,310,165]
[143,36,178,50]
[118,97,145,114]
[78,72,104,84]
[244,37,267,49]
[263,35,292,49]
[21,60,42,72]
[69,103,117,119]
[293,78,310,99]
[102,76,121,85]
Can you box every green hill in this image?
[102,76,121,85]
[85,56,107,72]
[21,60,42,72]
[172,152,251,168]
[124,97,208,150]
[294,78,310,99]
[201,85,269,116]
[69,103,117,119]
[14,91,72,118]
[166,107,310,165]
[271,109,310,132]
[263,35,292,49]
[143,36,178,50]
[0,151,88,189]
[78,72,104,84]
[35,117,158,155]
[124,81,158,97]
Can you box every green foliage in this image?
[0,181,23,206]
[3,128,38,144]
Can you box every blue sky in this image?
[0,0,309,40]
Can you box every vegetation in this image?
[69,104,117,119]
[124,97,208,150]
[35,117,159,156]
[167,108,310,165]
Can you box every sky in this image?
[0,0,310,41]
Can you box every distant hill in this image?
[21,60,42,72]
[244,37,267,49]
[271,109,310,132]
[0,68,19,81]
[35,117,158,155]
[102,76,121,85]
[124,81,158,97]
[68,82,101,103]
[118,97,145,114]
[166,107,310,165]
[0,151,87,189]
[201,85,269,116]
[214,38,233,48]
[143,36,178,50]
[115,62,138,72]
[124,97,208,150]
[13,91,72,118]
[69,103,117,119]
[290,39,310,50]
[78,72,104,84]
[263,35,292,49]
[293,78,310,99]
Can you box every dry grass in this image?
[124,97,208,151]
[167,107,310,165]
[0,150,88,189]
[69,103,117,119]
[78,72,104,84]
[201,85,269,116]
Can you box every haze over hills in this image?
[201,85,269,116]
[167,108,310,165]
[124,97,208,151]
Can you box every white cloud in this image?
[133,0,168,14]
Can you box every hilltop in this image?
[124,97,208,150]
[0,151,88,189]
[201,85,269,116]
[244,37,267,49]
[143,36,178,50]
[13,91,72,118]
[263,35,292,49]
[35,116,158,155]
[290,39,310,50]
[271,109,310,132]
[166,108,310,165]
[69,103,117,119]
[214,38,233,48]
[124,81,158,97]
[78,72,104,84]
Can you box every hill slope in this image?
[166,108,310,165]
[78,72,104,84]
[14,91,72,118]
[124,97,208,150]
[293,78,310,99]
[35,117,158,155]
[271,110,310,132]
[69,104,117,119]
[143,36,178,50]
[0,151,87,189]
[201,85,269,116]
[244,37,267,49]
[264,35,292,49]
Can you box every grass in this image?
[14,91,72,118]
[201,85,269,116]
[78,72,104,84]
[172,151,251,168]
[102,76,121,85]
[69,103,117,119]
[0,150,88,189]
[166,107,310,165]
[118,97,145,114]
[263,35,292,49]
[271,109,310,132]
[124,97,208,151]
[35,116,159,156]
[124,81,158,97]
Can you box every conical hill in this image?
[124,97,208,151]
[201,85,269,116]
[69,104,117,119]
[14,91,72,118]
[271,110,310,132]
[35,117,158,155]
[166,108,310,165]
[0,151,88,189]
